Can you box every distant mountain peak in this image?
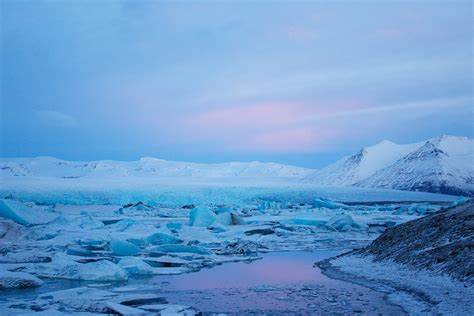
[303,135,473,196]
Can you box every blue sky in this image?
[1,0,472,168]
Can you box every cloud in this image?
[36,110,78,127]
[236,127,339,153]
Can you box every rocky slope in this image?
[318,200,474,314]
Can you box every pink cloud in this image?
[180,100,363,153]
[188,103,311,128]
[236,127,340,153]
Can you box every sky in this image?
[1,0,473,168]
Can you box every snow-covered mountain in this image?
[303,135,474,196]
[0,156,314,180]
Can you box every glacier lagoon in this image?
[0,182,462,314]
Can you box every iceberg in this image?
[312,198,345,209]
[110,239,141,256]
[146,232,183,245]
[189,207,216,227]
[216,240,259,256]
[165,222,183,230]
[151,244,211,255]
[34,255,128,281]
[325,214,360,231]
[118,257,154,275]
[215,212,245,226]
[0,199,58,226]
[292,218,326,226]
[0,269,43,289]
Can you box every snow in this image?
[0,156,313,180]
[323,254,474,315]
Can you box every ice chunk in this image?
[208,222,227,233]
[451,197,469,207]
[66,245,96,257]
[0,219,25,241]
[215,212,232,225]
[215,212,245,226]
[33,254,128,281]
[312,198,345,209]
[0,199,58,226]
[109,219,145,232]
[110,239,141,256]
[143,256,188,267]
[189,207,216,227]
[216,240,259,256]
[244,228,275,236]
[292,218,326,226]
[0,269,43,289]
[151,244,211,255]
[146,232,183,245]
[166,222,182,230]
[118,258,154,275]
[325,214,360,231]
[215,206,232,214]
[71,214,104,229]
[106,302,146,315]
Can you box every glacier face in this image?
[303,135,474,196]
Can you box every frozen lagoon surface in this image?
[0,181,461,314]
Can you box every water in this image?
[1,251,406,315]
[145,251,406,314]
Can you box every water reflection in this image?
[161,250,341,290]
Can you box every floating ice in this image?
[0,219,25,241]
[216,240,259,256]
[151,244,211,255]
[292,218,326,226]
[118,257,154,275]
[451,197,469,207]
[215,206,232,213]
[165,222,183,230]
[33,254,128,281]
[110,239,141,256]
[215,211,245,226]
[312,198,345,209]
[0,199,58,226]
[325,214,360,231]
[189,207,216,227]
[106,302,146,315]
[0,269,43,289]
[146,232,183,245]
[66,245,96,257]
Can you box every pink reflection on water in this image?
[162,251,340,291]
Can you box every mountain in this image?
[303,135,474,196]
[0,156,314,180]
[301,139,422,186]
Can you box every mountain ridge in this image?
[303,135,474,196]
